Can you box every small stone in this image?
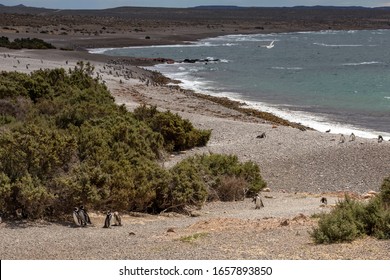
[280,219,290,226]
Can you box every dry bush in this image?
[213,176,248,201]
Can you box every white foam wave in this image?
[385,96,390,100]
[342,61,383,66]
[272,66,303,70]
[88,42,223,54]
[88,47,117,54]
[313,43,364,47]
[210,33,278,43]
[243,101,390,140]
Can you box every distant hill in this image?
[0,4,53,14]
[0,3,389,15]
[0,3,390,27]
[193,6,246,10]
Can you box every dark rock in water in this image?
[183,58,199,63]
[180,58,220,64]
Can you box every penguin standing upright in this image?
[73,207,81,226]
[113,211,122,226]
[79,205,91,226]
[103,210,112,228]
[253,194,264,209]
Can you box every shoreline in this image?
[148,61,390,140]
[89,30,390,141]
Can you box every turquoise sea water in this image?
[91,30,390,139]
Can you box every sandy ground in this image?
[0,47,390,260]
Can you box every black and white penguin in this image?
[103,210,112,228]
[113,211,122,226]
[252,194,264,209]
[79,205,91,226]
[73,207,82,226]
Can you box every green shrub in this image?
[380,176,390,209]
[169,154,266,203]
[0,36,56,49]
[0,172,12,211]
[311,196,365,244]
[133,105,211,152]
[194,154,266,197]
[11,175,54,218]
[0,65,266,219]
[311,193,390,244]
[0,124,77,181]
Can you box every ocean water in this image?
[91,30,390,139]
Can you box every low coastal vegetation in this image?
[0,36,56,49]
[0,62,266,219]
[311,178,390,243]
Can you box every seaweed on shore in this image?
[192,93,310,131]
[147,69,309,130]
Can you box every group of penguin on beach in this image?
[72,196,265,228]
[72,206,122,228]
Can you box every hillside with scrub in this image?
[0,62,266,219]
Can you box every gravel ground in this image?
[1,192,389,260]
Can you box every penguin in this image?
[113,211,122,226]
[320,197,328,205]
[252,194,264,209]
[103,210,112,228]
[349,133,356,142]
[378,135,384,143]
[79,205,91,226]
[73,207,82,226]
